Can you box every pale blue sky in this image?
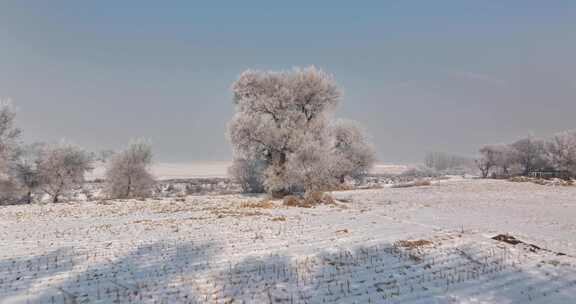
[1,1,575,162]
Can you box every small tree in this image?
[11,143,45,203]
[104,140,155,199]
[477,144,517,178]
[492,144,517,176]
[511,136,548,175]
[37,141,93,203]
[546,130,576,175]
[228,157,266,193]
[0,100,21,165]
[329,119,376,183]
[477,145,499,178]
[0,100,22,204]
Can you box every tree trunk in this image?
[270,150,289,198]
[481,167,489,178]
[125,175,132,198]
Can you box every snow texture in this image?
[1,178,575,303]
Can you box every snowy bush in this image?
[228,157,266,193]
[104,140,155,199]
[10,143,45,203]
[401,165,439,178]
[329,119,376,182]
[37,141,93,203]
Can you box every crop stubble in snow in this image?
[1,179,575,303]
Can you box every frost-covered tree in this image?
[475,158,493,179]
[10,143,45,204]
[477,144,517,178]
[491,144,517,175]
[104,140,155,199]
[0,100,22,204]
[329,119,376,182]
[546,130,576,174]
[37,141,93,203]
[228,157,266,193]
[228,66,341,196]
[510,136,548,175]
[0,100,21,177]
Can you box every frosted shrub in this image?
[104,140,155,199]
[228,157,266,193]
[11,143,45,203]
[37,141,93,203]
[0,100,22,203]
[329,119,376,182]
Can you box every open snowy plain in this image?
[1,178,575,303]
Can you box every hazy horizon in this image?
[1,2,575,163]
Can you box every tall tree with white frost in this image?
[105,140,155,199]
[228,66,341,196]
[37,141,93,203]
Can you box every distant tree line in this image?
[477,132,576,178]
[0,99,155,204]
[424,151,476,173]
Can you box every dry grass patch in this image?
[304,191,337,206]
[282,192,338,208]
[240,200,275,209]
[395,239,433,249]
[508,176,575,186]
[508,176,532,183]
[271,216,287,222]
[392,179,432,188]
[282,195,311,208]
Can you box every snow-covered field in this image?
[1,178,575,303]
